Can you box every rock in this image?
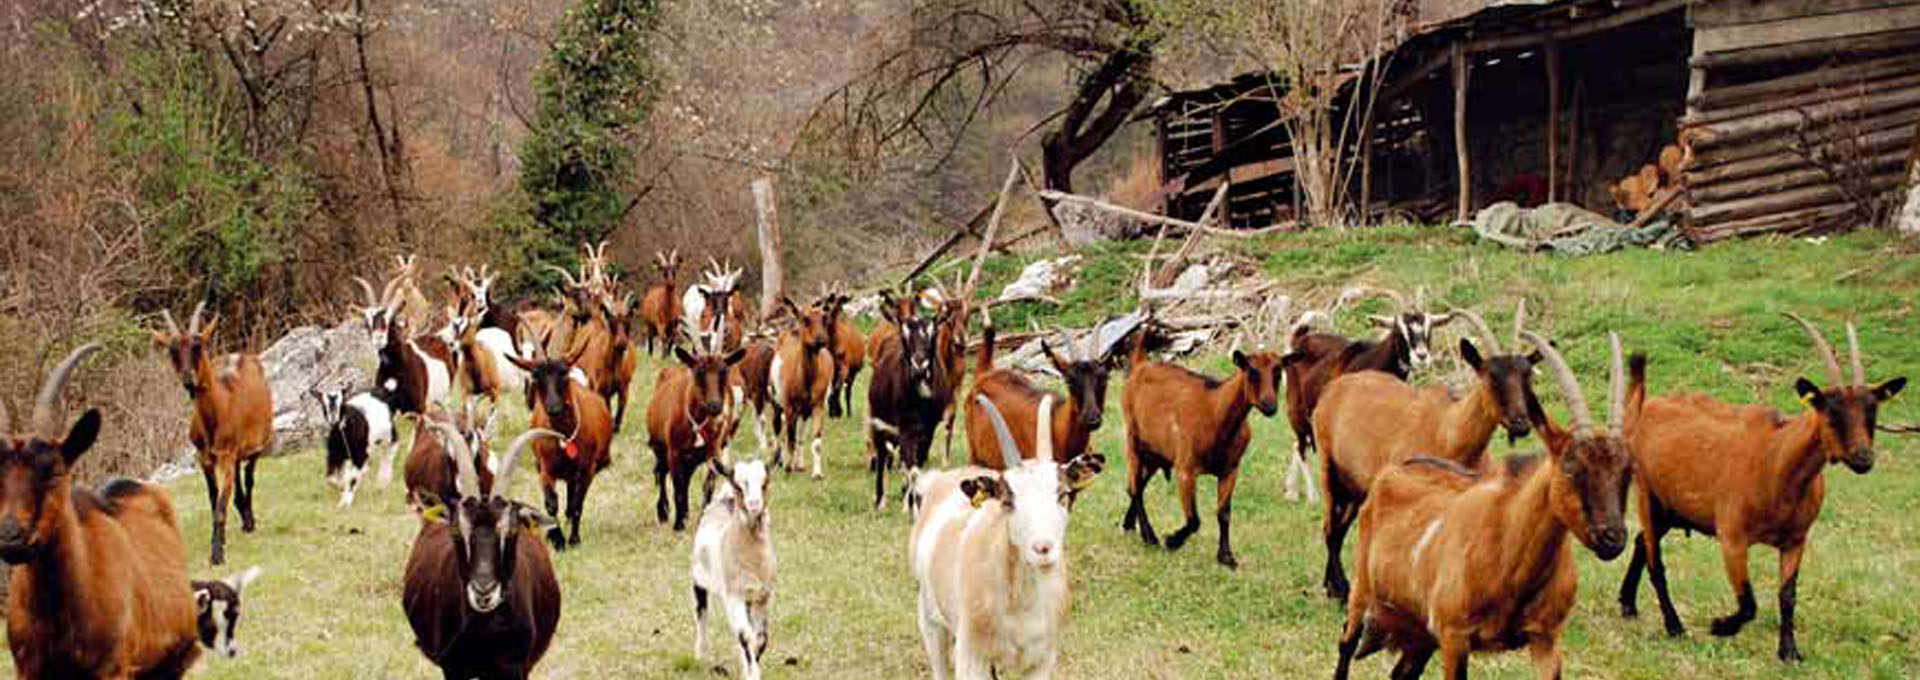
[1896,181,1920,236]
[995,256,1080,302]
[1051,198,1153,244]
[259,320,380,455]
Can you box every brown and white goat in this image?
[1280,289,1462,504]
[3,344,203,678]
[1119,332,1283,569]
[910,396,1102,680]
[866,298,952,509]
[191,566,262,659]
[689,459,775,680]
[769,297,836,478]
[1312,312,1542,599]
[374,313,457,419]
[966,327,1118,470]
[403,406,498,511]
[402,425,565,680]
[153,304,275,566]
[1616,314,1904,661]
[737,337,779,458]
[509,343,615,549]
[648,345,749,531]
[640,250,684,357]
[1334,332,1635,680]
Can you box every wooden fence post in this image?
[751,177,783,319]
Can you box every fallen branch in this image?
[1038,190,1288,239]
[963,159,1022,303]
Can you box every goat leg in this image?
[1619,537,1648,619]
[567,475,592,546]
[1214,470,1239,569]
[1776,543,1805,662]
[1526,635,1560,679]
[1709,537,1757,637]
[238,457,258,533]
[543,481,566,551]
[672,465,695,532]
[202,465,227,566]
[1164,468,1201,552]
[1388,645,1435,680]
[692,585,710,661]
[1322,494,1357,601]
[1333,608,1364,680]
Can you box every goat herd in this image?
[0,243,1905,679]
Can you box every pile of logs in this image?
[1680,50,1920,242]
[1609,144,1689,215]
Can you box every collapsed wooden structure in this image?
[1154,0,1920,242]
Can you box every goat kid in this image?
[312,388,397,508]
[1334,332,1634,680]
[1616,314,1904,661]
[690,459,775,680]
[154,303,274,566]
[192,566,262,659]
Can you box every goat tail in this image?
[1626,352,1649,419]
[1288,311,1328,352]
[1129,321,1149,367]
[976,324,997,375]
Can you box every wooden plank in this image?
[1695,3,1920,54]
[1688,82,1920,151]
[1687,51,1920,109]
[963,160,1022,303]
[1453,43,1472,224]
[1684,70,1920,128]
[1691,27,1920,69]
[1690,170,1904,224]
[1687,122,1919,183]
[1468,0,1689,53]
[1692,0,1920,29]
[1547,41,1562,203]
[1690,148,1911,203]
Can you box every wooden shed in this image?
[1152,0,1920,242]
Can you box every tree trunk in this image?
[1038,48,1152,193]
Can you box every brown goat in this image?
[403,406,498,511]
[639,250,684,357]
[826,296,866,420]
[965,326,1117,471]
[1312,312,1542,600]
[402,425,564,680]
[1118,331,1282,569]
[736,337,778,458]
[509,344,615,549]
[648,346,749,531]
[1616,314,1905,662]
[931,294,971,464]
[770,297,835,478]
[1334,332,1635,680]
[153,304,274,566]
[2,344,202,679]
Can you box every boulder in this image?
[259,320,379,454]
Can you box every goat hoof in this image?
[546,528,568,551]
[1709,616,1747,637]
[241,520,256,533]
[1164,532,1191,552]
[1217,552,1238,570]
[1619,601,1638,618]
[1139,532,1159,547]
[1325,580,1350,602]
[1777,645,1803,663]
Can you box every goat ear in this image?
[200,314,220,339]
[959,476,1006,508]
[515,505,559,532]
[194,588,212,614]
[150,332,171,348]
[1061,454,1105,491]
[1875,377,1906,402]
[1459,338,1484,371]
[231,566,262,593]
[673,346,698,368]
[1042,341,1068,373]
[1232,350,1251,372]
[1795,378,1825,408]
[61,409,101,465]
[723,348,748,366]
[1367,315,1395,328]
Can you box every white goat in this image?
[910,395,1102,680]
[690,459,775,680]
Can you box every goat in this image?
[404,405,499,511]
[509,343,615,549]
[1312,309,1542,599]
[689,459,775,680]
[451,303,527,410]
[574,295,639,433]
[1334,331,1634,680]
[685,259,749,353]
[1119,331,1282,569]
[910,396,1103,680]
[817,293,865,419]
[639,250,684,357]
[769,297,835,478]
[3,343,202,678]
[865,297,951,509]
[192,566,262,660]
[649,345,749,531]
[1616,314,1905,661]
[312,388,398,508]
[929,290,972,465]
[445,263,525,347]
[402,425,565,680]
[966,326,1120,472]
[350,274,405,343]
[153,304,275,566]
[375,313,456,419]
[1280,287,1460,505]
[737,337,779,458]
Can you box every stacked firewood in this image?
[1609,144,1689,214]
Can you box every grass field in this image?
[29,227,1920,678]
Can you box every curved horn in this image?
[1512,298,1527,347]
[187,301,206,335]
[1846,322,1865,385]
[32,343,101,437]
[1453,308,1504,355]
[160,309,181,336]
[493,428,564,500]
[1035,394,1055,465]
[1607,332,1626,432]
[543,264,581,289]
[424,420,480,498]
[1376,286,1410,312]
[352,277,379,306]
[973,394,1026,469]
[1521,331,1594,431]
[1782,313,1844,384]
[1414,285,1427,311]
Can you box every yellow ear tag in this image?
[967,488,990,509]
[1798,392,1815,407]
[421,505,447,523]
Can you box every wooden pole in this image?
[1452,44,1473,223]
[751,177,783,319]
[963,160,1023,303]
[1546,41,1561,204]
[1565,78,1583,203]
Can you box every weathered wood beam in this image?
[751,177,783,320]
[1687,124,1917,184]
[1683,70,1920,128]
[1687,83,1920,151]
[1695,3,1920,54]
[1690,149,1910,203]
[1469,0,1689,53]
[1452,43,1473,224]
[1036,190,1285,239]
[1687,51,1920,110]
[1691,171,1904,225]
[963,160,1023,303]
[1691,27,1920,69]
[1546,41,1562,204]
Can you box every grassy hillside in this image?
[24,227,1920,678]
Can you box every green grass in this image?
[22,228,1920,678]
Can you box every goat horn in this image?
[543,264,580,289]
[1782,313,1844,385]
[32,343,102,438]
[424,420,480,499]
[1035,394,1055,465]
[494,428,563,500]
[973,394,1026,470]
[1377,286,1410,311]
[1414,285,1427,310]
[1521,331,1594,431]
[187,301,206,335]
[160,309,181,336]
[1607,332,1626,432]
[1512,298,1527,346]
[1454,308,1504,355]
[1846,322,1865,385]
[352,277,379,306]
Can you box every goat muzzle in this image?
[0,520,38,564]
[1591,525,1628,561]
[1843,447,1875,474]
